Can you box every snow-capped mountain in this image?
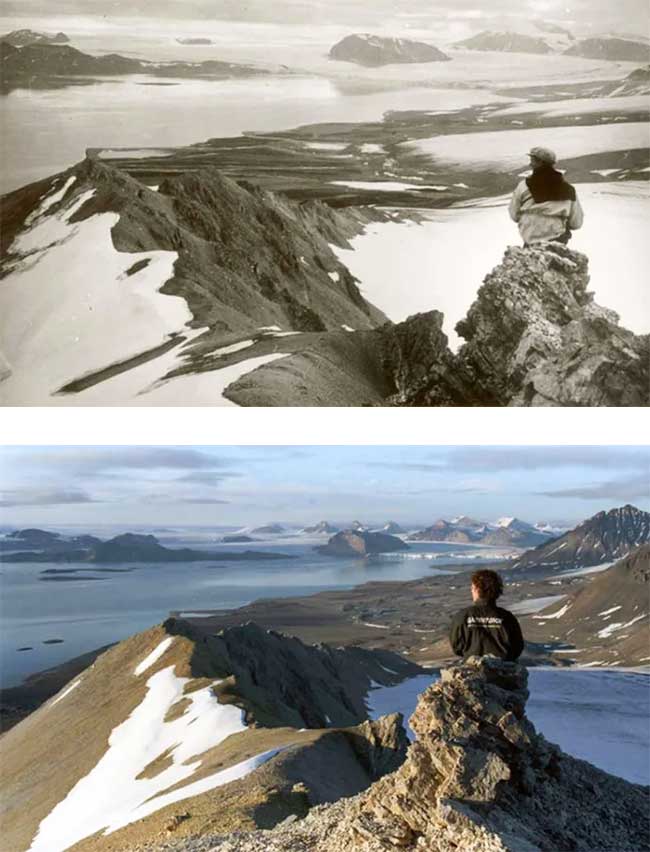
[408,515,553,547]
[0,620,417,852]
[512,505,650,572]
[301,521,340,535]
[453,18,575,53]
[329,34,450,66]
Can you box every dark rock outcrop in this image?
[316,530,409,557]
[163,619,422,729]
[208,658,650,851]
[397,243,649,407]
[329,34,450,66]
[226,242,648,408]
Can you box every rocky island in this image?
[316,530,409,557]
[0,530,293,564]
[329,34,450,66]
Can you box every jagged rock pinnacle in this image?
[199,657,649,852]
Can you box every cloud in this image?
[0,488,97,507]
[32,446,229,472]
[175,471,239,485]
[445,446,649,472]
[536,474,649,500]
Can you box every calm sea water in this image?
[0,75,499,195]
[0,536,494,686]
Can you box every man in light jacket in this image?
[509,147,584,246]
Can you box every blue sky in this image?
[0,446,647,529]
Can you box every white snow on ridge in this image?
[534,603,570,620]
[33,176,76,220]
[597,613,646,639]
[134,637,175,676]
[0,190,190,405]
[599,606,622,617]
[28,666,267,852]
[49,679,81,708]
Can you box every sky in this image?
[1,0,648,38]
[0,445,648,530]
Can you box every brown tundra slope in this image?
[151,658,650,852]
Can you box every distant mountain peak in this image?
[329,33,450,66]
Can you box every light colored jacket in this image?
[509,179,584,244]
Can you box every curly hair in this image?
[471,569,504,602]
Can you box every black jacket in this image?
[449,598,524,661]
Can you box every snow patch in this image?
[0,190,190,404]
[533,603,570,620]
[510,595,566,615]
[134,637,174,676]
[50,679,81,707]
[28,666,266,851]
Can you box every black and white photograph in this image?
[0,444,649,851]
[0,1,648,406]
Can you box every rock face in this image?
[0,620,419,852]
[512,504,650,572]
[454,31,552,54]
[317,530,409,557]
[329,34,450,66]
[226,242,649,408]
[206,658,650,852]
[565,37,650,61]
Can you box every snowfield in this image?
[404,122,649,171]
[28,665,278,852]
[0,182,290,406]
[332,181,649,348]
[368,669,650,785]
[0,184,188,404]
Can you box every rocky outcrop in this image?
[201,658,650,852]
[316,530,409,557]
[226,242,648,407]
[389,243,649,407]
[329,34,450,66]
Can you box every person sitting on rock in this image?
[509,147,584,247]
[449,569,524,661]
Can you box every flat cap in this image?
[528,146,557,164]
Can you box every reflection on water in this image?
[1,74,499,194]
[0,539,490,686]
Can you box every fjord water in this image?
[1,75,499,195]
[1,536,480,687]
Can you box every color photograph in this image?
[1,445,648,851]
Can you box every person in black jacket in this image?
[449,569,524,661]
